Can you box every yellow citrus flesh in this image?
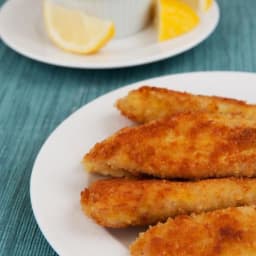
[43,0,115,54]
[204,0,213,11]
[158,0,200,42]
[181,0,213,11]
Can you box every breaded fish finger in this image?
[116,86,256,123]
[81,178,256,228]
[130,206,256,256]
[83,112,256,179]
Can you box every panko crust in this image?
[116,86,256,123]
[81,178,256,228]
[83,112,256,179]
[130,206,256,256]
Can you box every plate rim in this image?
[0,0,220,69]
[30,71,256,255]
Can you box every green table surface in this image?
[1,0,256,255]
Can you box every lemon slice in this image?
[183,0,213,11]
[158,0,200,42]
[43,0,115,54]
[202,0,213,11]
[182,0,213,11]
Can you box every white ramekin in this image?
[51,0,153,38]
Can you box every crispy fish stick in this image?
[116,86,256,123]
[81,178,256,228]
[83,112,256,179]
[130,206,256,256]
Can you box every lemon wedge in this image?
[43,0,115,54]
[158,0,200,42]
[182,0,213,11]
[202,0,213,11]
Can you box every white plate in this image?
[30,72,256,256]
[0,0,219,69]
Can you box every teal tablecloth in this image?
[1,0,256,255]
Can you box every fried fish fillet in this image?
[83,112,256,179]
[81,178,256,228]
[116,86,256,123]
[130,206,256,256]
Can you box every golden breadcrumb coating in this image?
[81,178,256,228]
[116,86,256,123]
[83,112,256,179]
[130,206,256,256]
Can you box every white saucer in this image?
[0,0,220,69]
[30,72,256,255]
